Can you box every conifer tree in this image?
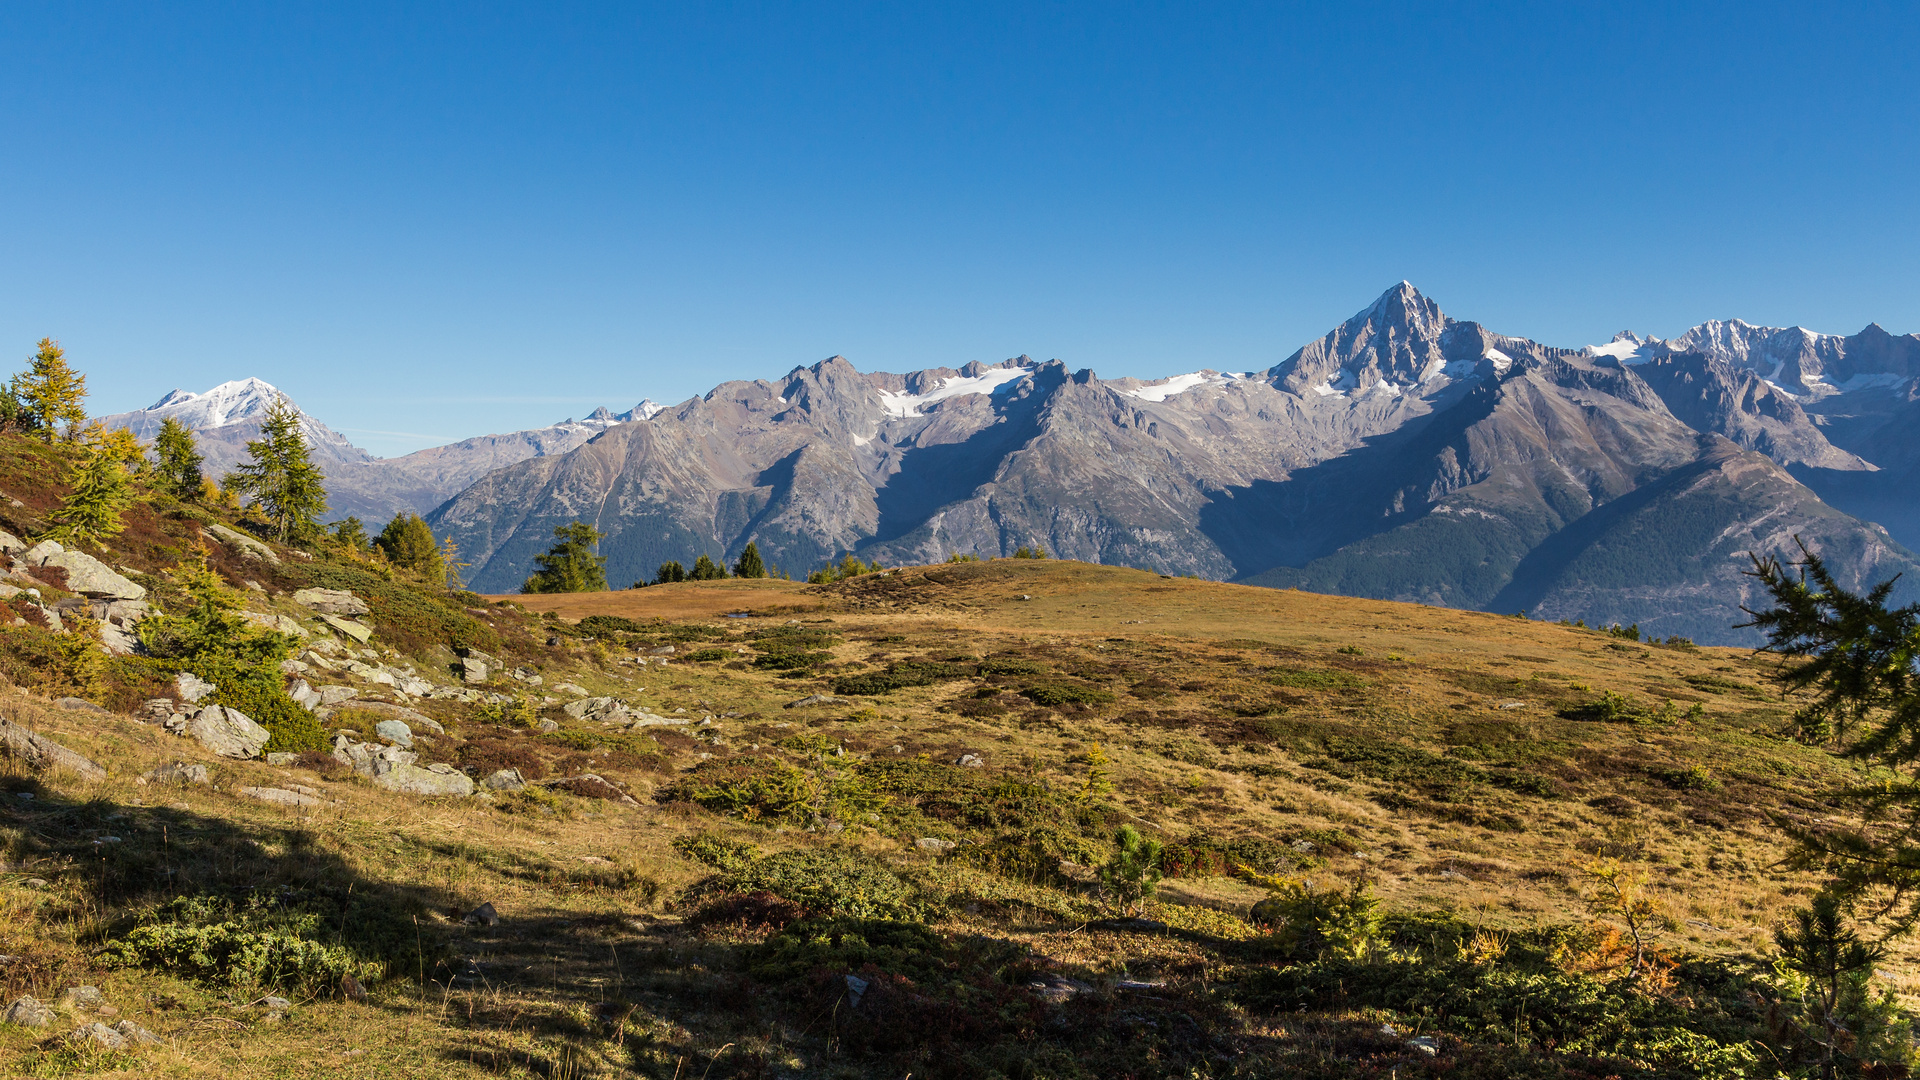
[522,521,607,593]
[15,338,86,440]
[654,560,687,584]
[376,512,444,581]
[152,417,204,499]
[689,554,726,580]
[733,541,767,579]
[225,395,328,541]
[45,445,135,547]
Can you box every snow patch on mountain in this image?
[1123,370,1245,403]
[878,366,1031,418]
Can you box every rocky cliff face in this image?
[427,285,1920,644]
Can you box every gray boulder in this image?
[318,685,359,706]
[240,786,323,808]
[0,530,24,555]
[69,1021,127,1049]
[292,588,369,616]
[174,671,216,703]
[42,550,145,600]
[374,761,475,797]
[20,539,62,565]
[373,719,413,747]
[4,995,53,1027]
[186,705,270,759]
[481,768,526,792]
[319,613,373,643]
[208,524,279,565]
[288,680,321,711]
[563,696,620,720]
[460,658,489,684]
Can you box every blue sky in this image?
[2,2,1916,457]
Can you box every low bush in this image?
[1267,667,1369,690]
[1018,683,1115,707]
[694,848,925,922]
[685,647,731,662]
[99,894,384,995]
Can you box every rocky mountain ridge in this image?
[99,380,663,521]
[424,284,1920,644]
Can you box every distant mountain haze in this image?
[98,380,664,520]
[105,285,1920,644]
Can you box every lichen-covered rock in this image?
[481,768,526,792]
[241,786,323,808]
[208,524,279,565]
[42,550,145,600]
[20,539,62,565]
[174,671,216,703]
[319,613,373,643]
[373,761,476,797]
[185,704,270,759]
[292,587,369,615]
[373,719,413,747]
[4,996,53,1027]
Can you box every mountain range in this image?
[108,285,1920,645]
[98,379,663,520]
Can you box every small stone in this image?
[464,902,500,927]
[258,996,292,1010]
[4,995,53,1027]
[536,719,558,733]
[265,752,298,766]
[138,698,175,723]
[113,1019,162,1045]
[57,986,106,1011]
[144,762,211,785]
[339,973,367,1001]
[956,753,985,768]
[69,1021,126,1049]
[56,696,109,714]
[1408,1036,1440,1056]
[915,837,957,853]
[373,719,413,747]
[844,974,868,1007]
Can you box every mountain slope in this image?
[100,382,661,521]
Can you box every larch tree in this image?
[15,338,87,441]
[225,394,328,542]
[45,444,135,547]
[153,417,204,500]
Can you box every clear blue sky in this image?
[3,2,1916,457]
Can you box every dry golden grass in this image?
[0,558,1899,1076]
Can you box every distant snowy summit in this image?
[1585,320,1920,401]
[98,379,664,520]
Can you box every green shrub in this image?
[1249,877,1383,961]
[194,654,326,753]
[1019,683,1115,707]
[576,614,647,635]
[955,826,1103,883]
[978,657,1045,676]
[685,647,731,662]
[750,917,947,983]
[1267,667,1369,690]
[672,832,761,872]
[1562,689,1642,723]
[702,848,923,921]
[831,659,976,695]
[99,894,381,994]
[660,756,820,823]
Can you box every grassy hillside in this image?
[0,463,1911,1078]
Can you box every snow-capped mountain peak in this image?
[142,377,292,428]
